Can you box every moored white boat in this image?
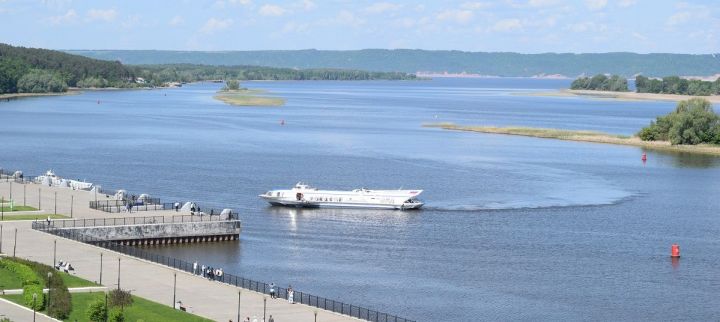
[259,183,424,210]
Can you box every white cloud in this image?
[169,15,184,26]
[491,18,522,32]
[259,4,287,16]
[585,0,607,10]
[213,0,252,9]
[364,2,403,14]
[667,11,691,26]
[200,17,233,34]
[436,9,474,24]
[121,14,141,29]
[301,0,316,10]
[566,21,607,32]
[49,9,77,24]
[528,0,560,7]
[336,10,365,27]
[282,21,310,33]
[631,32,647,41]
[618,0,636,8]
[86,8,117,22]
[461,2,492,10]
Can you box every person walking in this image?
[174,202,180,212]
[287,285,294,304]
[193,261,198,275]
[268,315,274,322]
[201,264,206,277]
[269,283,276,299]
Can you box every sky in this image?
[0,0,718,53]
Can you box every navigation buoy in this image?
[280,119,285,126]
[641,152,647,162]
[671,243,680,258]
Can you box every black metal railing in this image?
[89,199,170,213]
[38,214,235,229]
[32,221,415,322]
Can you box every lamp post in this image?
[0,225,3,254]
[47,272,53,311]
[1,196,4,221]
[9,181,12,201]
[23,184,26,206]
[314,310,318,322]
[13,228,17,257]
[263,296,267,322]
[172,272,177,308]
[32,293,37,322]
[237,290,241,322]
[100,253,103,285]
[104,292,108,322]
[54,191,57,215]
[117,258,121,290]
[38,187,41,209]
[70,195,74,218]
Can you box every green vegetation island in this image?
[0,256,209,321]
[68,49,720,77]
[571,74,720,96]
[426,98,720,156]
[214,80,285,107]
[0,43,417,97]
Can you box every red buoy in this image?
[671,243,680,258]
[641,152,647,161]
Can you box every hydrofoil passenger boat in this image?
[260,183,424,210]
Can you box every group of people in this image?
[192,261,224,281]
[268,283,295,304]
[232,315,275,322]
[54,260,74,273]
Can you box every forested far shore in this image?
[0,43,417,95]
[570,73,720,96]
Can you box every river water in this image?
[1,79,719,321]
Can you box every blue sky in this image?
[0,0,718,53]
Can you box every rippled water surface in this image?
[2,78,720,321]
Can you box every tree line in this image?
[1,43,417,94]
[638,98,720,145]
[635,75,720,96]
[570,74,628,91]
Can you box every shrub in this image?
[0,259,41,286]
[638,98,720,145]
[48,285,72,319]
[108,307,125,322]
[108,289,133,308]
[86,298,108,322]
[23,284,45,311]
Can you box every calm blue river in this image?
[2,78,720,321]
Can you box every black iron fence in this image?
[40,214,233,229]
[32,220,415,322]
[89,199,169,213]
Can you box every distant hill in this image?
[67,49,720,78]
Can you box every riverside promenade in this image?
[0,181,362,322]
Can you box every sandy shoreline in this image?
[520,89,720,103]
[425,123,720,156]
[0,90,80,100]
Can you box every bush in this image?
[108,289,133,308]
[86,298,108,322]
[0,259,41,286]
[23,284,45,311]
[108,307,125,322]
[638,98,720,145]
[16,69,68,93]
[48,285,72,319]
[225,79,240,90]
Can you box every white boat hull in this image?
[260,183,424,210]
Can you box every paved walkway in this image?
[0,297,60,322]
[0,182,361,322]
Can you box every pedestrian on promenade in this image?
[244,317,250,322]
[174,202,180,212]
[269,315,275,322]
[217,268,224,281]
[193,261,198,275]
[269,283,276,299]
[201,264,206,277]
[287,285,294,304]
[210,209,214,216]
[191,204,195,215]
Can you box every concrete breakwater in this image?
[49,217,242,245]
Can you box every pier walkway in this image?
[0,182,365,322]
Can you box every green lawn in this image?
[60,272,98,288]
[0,266,24,290]
[0,205,38,212]
[0,214,68,221]
[66,293,213,322]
